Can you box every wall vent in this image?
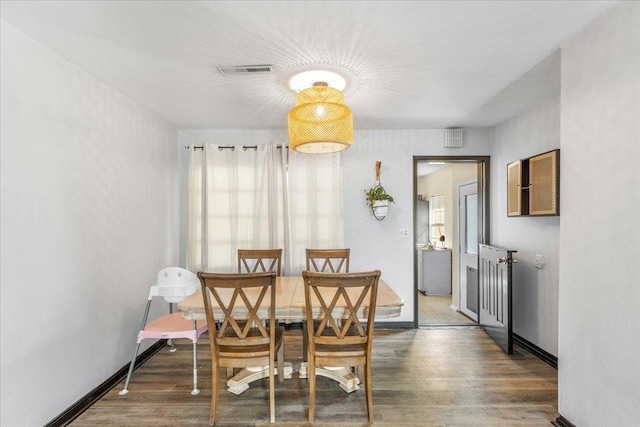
[443,128,463,148]
[217,64,274,74]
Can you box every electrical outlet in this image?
[534,254,546,269]
[399,228,409,237]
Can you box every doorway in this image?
[413,156,490,327]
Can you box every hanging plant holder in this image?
[364,161,395,221]
[372,195,390,221]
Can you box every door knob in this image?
[497,257,518,264]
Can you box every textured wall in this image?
[0,21,179,425]
[490,96,561,356]
[558,2,640,425]
[342,129,490,323]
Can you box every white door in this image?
[458,181,479,321]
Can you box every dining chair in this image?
[305,248,350,273]
[238,249,283,276]
[197,271,284,425]
[302,249,351,368]
[301,270,381,423]
[119,267,208,396]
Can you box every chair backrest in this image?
[197,271,277,347]
[152,267,199,303]
[238,249,283,276]
[302,270,380,347]
[305,248,350,273]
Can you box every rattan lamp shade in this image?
[288,84,353,154]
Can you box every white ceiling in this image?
[0,1,617,130]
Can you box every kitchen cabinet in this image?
[418,248,452,295]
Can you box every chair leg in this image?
[302,320,308,362]
[120,298,154,396]
[191,322,200,395]
[365,361,373,423]
[277,341,284,383]
[167,306,176,351]
[308,358,316,423]
[209,364,219,426]
[269,353,276,423]
[119,342,141,395]
[355,365,363,379]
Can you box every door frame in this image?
[412,156,490,328]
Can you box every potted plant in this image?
[364,185,395,220]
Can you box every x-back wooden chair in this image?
[303,249,351,357]
[305,248,350,273]
[238,249,283,276]
[197,271,284,425]
[301,270,381,423]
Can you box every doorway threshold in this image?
[418,324,481,329]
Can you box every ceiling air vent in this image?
[217,64,274,75]
[443,129,463,148]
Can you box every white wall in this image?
[342,130,490,323]
[178,129,492,324]
[0,21,179,426]
[559,2,640,425]
[490,96,561,356]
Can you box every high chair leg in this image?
[119,342,141,395]
[119,298,153,395]
[191,320,200,395]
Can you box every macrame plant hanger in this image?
[371,161,390,221]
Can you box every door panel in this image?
[479,244,516,354]
[459,181,478,321]
[466,266,478,314]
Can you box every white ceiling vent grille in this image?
[217,64,274,74]
[443,129,463,148]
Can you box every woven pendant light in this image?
[288,82,353,153]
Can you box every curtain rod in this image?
[184,145,287,151]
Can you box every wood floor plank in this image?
[71,327,557,426]
[418,294,476,326]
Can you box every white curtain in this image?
[186,144,342,275]
[186,144,286,273]
[286,150,343,275]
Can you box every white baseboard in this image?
[449,304,459,311]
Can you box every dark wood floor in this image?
[71,327,558,426]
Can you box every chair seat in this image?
[315,342,366,358]
[138,312,208,342]
[219,327,284,359]
[314,342,367,367]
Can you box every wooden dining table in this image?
[178,275,404,394]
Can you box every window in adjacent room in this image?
[429,194,445,247]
